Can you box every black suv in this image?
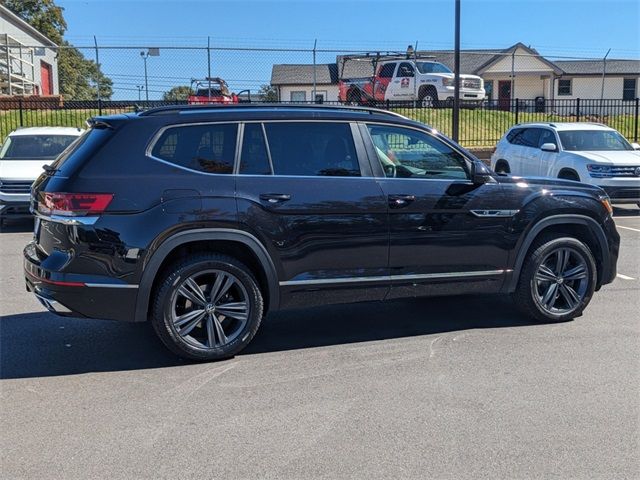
[24,105,620,361]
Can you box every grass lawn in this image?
[1,106,637,148]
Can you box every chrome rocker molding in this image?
[280,269,508,286]
[470,209,519,218]
[84,283,139,289]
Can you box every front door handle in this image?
[260,193,291,204]
[388,194,416,208]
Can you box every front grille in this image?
[462,79,481,89]
[0,180,32,194]
[610,165,640,177]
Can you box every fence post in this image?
[576,97,581,122]
[94,36,102,115]
[634,97,639,142]
[18,97,23,126]
[514,98,519,124]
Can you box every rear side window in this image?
[239,123,271,175]
[264,122,360,177]
[378,63,396,78]
[151,123,238,174]
[506,128,522,144]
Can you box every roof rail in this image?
[137,103,408,119]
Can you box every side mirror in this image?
[541,143,557,152]
[472,160,493,184]
[631,142,640,150]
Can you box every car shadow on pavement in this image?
[0,294,540,379]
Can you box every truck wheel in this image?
[419,87,440,108]
[151,253,264,361]
[513,235,597,323]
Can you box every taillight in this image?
[38,192,114,216]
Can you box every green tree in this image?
[2,0,113,100]
[258,84,279,102]
[163,85,193,101]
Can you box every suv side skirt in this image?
[134,228,280,323]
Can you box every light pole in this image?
[139,48,159,103]
[136,85,144,102]
[140,51,150,102]
[452,0,461,142]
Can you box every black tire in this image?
[495,161,510,174]
[151,253,264,361]
[419,87,440,108]
[513,235,597,323]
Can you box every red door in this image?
[40,61,53,96]
[498,80,511,111]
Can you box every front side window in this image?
[558,130,633,151]
[538,129,557,148]
[264,122,360,177]
[519,128,542,148]
[151,123,238,174]
[0,134,79,160]
[558,79,572,96]
[367,125,469,180]
[397,62,415,78]
[623,78,637,101]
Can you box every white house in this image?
[270,64,340,102]
[0,4,59,96]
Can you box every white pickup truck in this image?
[339,60,485,107]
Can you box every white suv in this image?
[491,122,640,206]
[0,127,84,224]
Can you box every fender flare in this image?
[133,228,280,322]
[504,214,610,292]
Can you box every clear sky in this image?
[56,0,640,99]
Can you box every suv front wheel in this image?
[514,236,597,323]
[151,253,264,361]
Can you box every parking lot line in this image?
[617,225,640,233]
[616,273,636,281]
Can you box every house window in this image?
[558,79,572,96]
[290,91,307,102]
[314,90,327,103]
[623,78,637,101]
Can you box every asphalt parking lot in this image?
[1,207,639,480]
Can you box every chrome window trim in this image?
[280,269,508,286]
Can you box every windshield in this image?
[0,134,79,160]
[416,62,452,74]
[558,130,633,151]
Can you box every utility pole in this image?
[452,0,461,142]
[136,85,144,101]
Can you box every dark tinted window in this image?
[378,63,396,78]
[367,124,469,180]
[506,128,523,144]
[558,79,571,96]
[264,122,360,177]
[538,129,556,147]
[397,62,415,78]
[239,123,271,175]
[151,123,237,174]
[520,128,542,148]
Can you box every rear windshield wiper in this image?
[42,164,58,175]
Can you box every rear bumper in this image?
[24,241,139,322]
[0,199,31,218]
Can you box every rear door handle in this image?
[260,193,291,204]
[388,194,416,208]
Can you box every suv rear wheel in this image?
[151,253,264,361]
[514,236,597,323]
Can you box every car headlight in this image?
[587,164,613,178]
[442,78,454,87]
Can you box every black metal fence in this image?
[1,97,638,148]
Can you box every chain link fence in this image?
[1,39,639,147]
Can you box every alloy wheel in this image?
[532,247,589,315]
[170,269,250,349]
